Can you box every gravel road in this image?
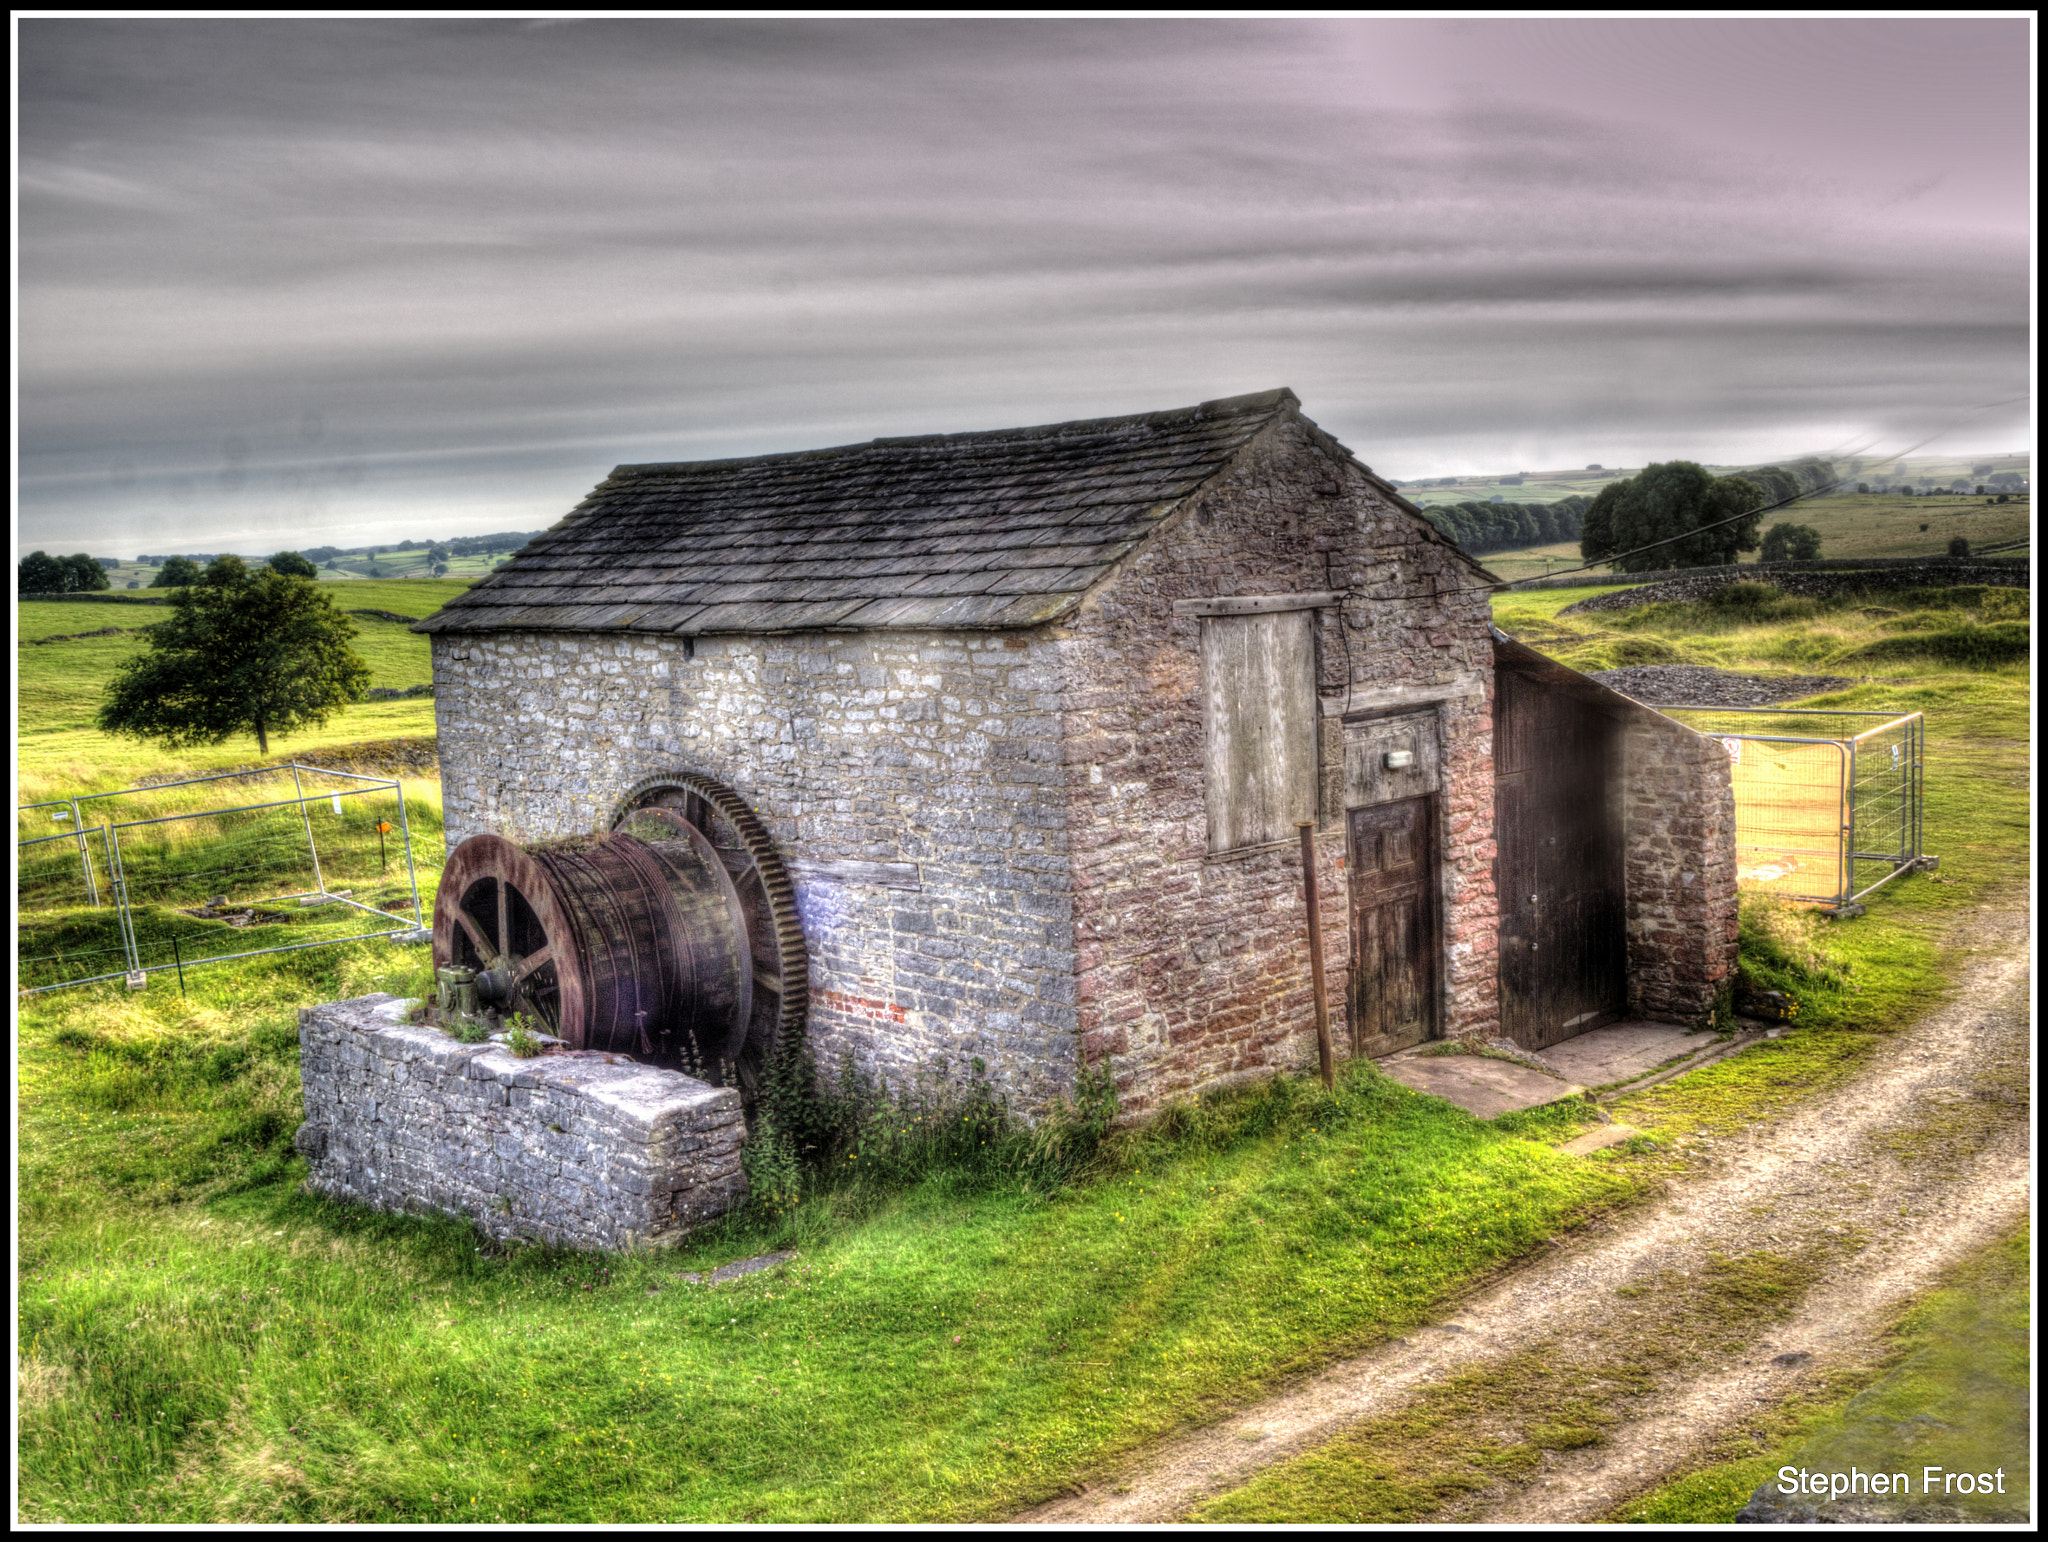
[1015,905,2029,1525]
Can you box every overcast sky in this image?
[16,15,2033,558]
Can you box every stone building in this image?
[418,389,1736,1118]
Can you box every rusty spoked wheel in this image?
[433,834,579,1039]
[612,773,809,1104]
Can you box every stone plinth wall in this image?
[1621,719,1740,1024]
[296,994,747,1251]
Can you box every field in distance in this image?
[1401,451,2029,512]
[1475,491,2029,583]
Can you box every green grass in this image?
[14,574,2028,1523]
[15,971,1633,1522]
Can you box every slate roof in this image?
[416,388,1485,637]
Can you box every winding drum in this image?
[431,775,807,1100]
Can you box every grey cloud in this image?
[17,18,2029,554]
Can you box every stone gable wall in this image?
[432,627,1080,1109]
[296,994,747,1250]
[1621,721,1740,1023]
[1057,416,1502,1117]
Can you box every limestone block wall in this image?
[296,994,746,1251]
[1620,720,1740,1024]
[1059,416,1501,1116]
[431,628,1081,1109]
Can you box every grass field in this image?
[13,573,2030,1522]
[17,581,463,804]
[1399,451,2027,513]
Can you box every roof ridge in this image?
[611,389,1296,478]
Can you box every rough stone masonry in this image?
[296,994,747,1250]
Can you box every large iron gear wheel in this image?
[610,772,810,1102]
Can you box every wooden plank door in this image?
[1494,667,1627,1050]
[1347,794,1439,1058]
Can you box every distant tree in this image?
[95,556,121,570]
[126,580,141,589]
[1579,462,1767,571]
[1948,536,1970,558]
[427,544,451,565]
[397,538,418,551]
[1971,463,1994,477]
[367,565,382,577]
[1994,495,2009,505]
[1856,483,1870,494]
[152,556,203,587]
[1759,523,1822,562]
[268,550,319,578]
[63,554,111,591]
[431,562,449,577]
[1974,485,1987,496]
[21,551,113,592]
[17,551,68,593]
[97,565,370,756]
[200,554,251,587]
[1585,464,1602,471]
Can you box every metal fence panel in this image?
[17,764,427,997]
[1647,707,1925,911]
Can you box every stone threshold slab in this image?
[1376,1048,1584,1120]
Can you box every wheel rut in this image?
[1013,907,2029,1526]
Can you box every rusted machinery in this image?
[431,775,806,1099]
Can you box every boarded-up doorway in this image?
[1494,660,1626,1050]
[1348,794,1440,1058]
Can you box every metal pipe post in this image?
[1298,821,1334,1091]
[105,825,144,980]
[69,798,100,907]
[394,780,424,927]
[291,764,327,898]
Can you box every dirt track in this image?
[1017,906,2030,1525]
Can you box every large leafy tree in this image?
[98,558,371,755]
[18,550,68,593]
[268,550,319,578]
[1579,461,1767,571]
[151,556,203,587]
[17,551,110,593]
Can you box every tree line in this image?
[16,552,114,593]
[1419,495,1592,555]
[133,531,545,567]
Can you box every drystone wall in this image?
[1619,720,1740,1024]
[1558,562,2026,614]
[432,626,1081,1110]
[1060,415,1502,1117]
[296,993,747,1251]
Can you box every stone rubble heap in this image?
[1588,665,1862,708]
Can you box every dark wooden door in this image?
[1348,795,1439,1058]
[1494,666,1627,1050]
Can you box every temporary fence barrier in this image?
[1647,707,1926,914]
[17,763,427,996]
